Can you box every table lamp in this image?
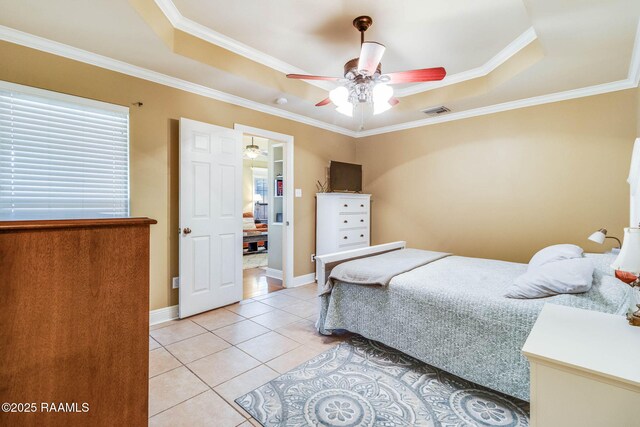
[611,227,640,326]
[588,228,621,249]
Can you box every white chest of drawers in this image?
[316,193,371,257]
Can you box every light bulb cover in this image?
[244,144,261,159]
[372,83,393,104]
[336,103,353,117]
[329,86,349,106]
[373,101,392,115]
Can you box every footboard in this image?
[315,241,406,287]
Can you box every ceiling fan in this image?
[286,16,446,117]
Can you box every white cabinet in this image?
[316,193,371,256]
[522,304,640,427]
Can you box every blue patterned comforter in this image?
[317,253,632,401]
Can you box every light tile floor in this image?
[148,283,350,426]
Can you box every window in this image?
[252,167,268,220]
[0,81,129,220]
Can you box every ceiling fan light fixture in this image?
[329,86,349,106]
[372,83,393,104]
[336,103,353,117]
[244,138,261,159]
[286,16,445,118]
[373,101,392,115]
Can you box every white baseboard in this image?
[149,304,179,326]
[265,267,283,280]
[149,272,315,323]
[290,273,316,288]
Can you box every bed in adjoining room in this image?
[315,242,634,401]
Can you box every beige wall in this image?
[0,41,356,310]
[356,89,639,263]
[2,39,639,309]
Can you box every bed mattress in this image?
[317,253,633,400]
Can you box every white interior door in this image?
[179,118,242,318]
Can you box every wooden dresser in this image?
[316,193,371,257]
[0,218,156,427]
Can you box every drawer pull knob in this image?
[343,220,348,223]
[360,219,364,222]
[344,204,348,207]
[343,236,348,239]
[360,204,364,207]
[360,234,364,237]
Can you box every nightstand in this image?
[522,304,640,427]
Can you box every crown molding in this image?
[153,0,334,92]
[394,27,538,97]
[0,24,357,137]
[629,18,640,86]
[357,19,640,138]
[0,23,638,140]
[356,79,636,137]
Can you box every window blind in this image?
[0,81,129,220]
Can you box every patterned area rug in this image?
[236,336,529,427]
[243,252,268,270]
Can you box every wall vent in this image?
[421,106,451,116]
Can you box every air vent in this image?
[422,106,451,116]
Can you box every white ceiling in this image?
[0,0,638,136]
[172,0,531,77]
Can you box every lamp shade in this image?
[588,229,607,244]
[611,227,640,274]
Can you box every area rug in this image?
[243,252,268,270]
[236,336,529,427]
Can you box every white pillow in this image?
[506,257,594,299]
[527,244,584,271]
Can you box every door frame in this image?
[234,124,294,288]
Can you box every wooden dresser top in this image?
[0,217,157,231]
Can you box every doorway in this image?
[178,119,294,318]
[236,125,294,298]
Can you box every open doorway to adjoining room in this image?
[238,126,294,299]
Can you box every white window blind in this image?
[0,81,129,220]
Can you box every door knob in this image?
[183,227,192,235]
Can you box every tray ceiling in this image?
[0,0,638,136]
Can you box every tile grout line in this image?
[153,335,254,422]
[149,285,319,423]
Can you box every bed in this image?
[315,241,633,401]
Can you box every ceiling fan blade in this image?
[315,97,332,107]
[286,74,341,81]
[357,42,386,76]
[388,97,400,106]
[386,67,446,84]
